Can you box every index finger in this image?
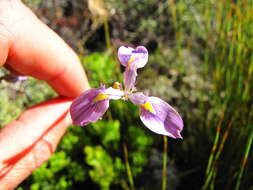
[0,0,89,97]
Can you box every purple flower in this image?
[70,85,124,126]
[70,45,183,138]
[129,93,183,139]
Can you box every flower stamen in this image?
[112,82,122,89]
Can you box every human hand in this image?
[0,0,89,189]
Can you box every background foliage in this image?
[0,0,252,189]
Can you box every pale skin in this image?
[0,0,89,189]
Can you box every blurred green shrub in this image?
[80,51,121,87]
[85,145,116,190]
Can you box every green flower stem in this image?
[162,136,168,190]
[123,142,135,190]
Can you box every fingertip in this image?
[46,52,90,97]
[3,1,89,97]
[0,32,9,67]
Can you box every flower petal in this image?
[105,87,124,100]
[128,92,147,105]
[149,97,183,132]
[70,87,109,126]
[131,46,148,68]
[118,46,135,67]
[138,96,183,138]
[140,108,176,138]
[118,46,148,68]
[124,67,137,91]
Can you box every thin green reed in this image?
[235,128,253,190]
[212,119,233,166]
[205,118,233,190]
[210,167,217,190]
[123,142,135,190]
[103,20,111,50]
[202,112,224,190]
[235,105,253,190]
[167,0,183,54]
[204,112,223,176]
[162,136,168,190]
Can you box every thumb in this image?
[0,98,73,189]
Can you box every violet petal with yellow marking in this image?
[70,85,124,126]
[129,93,183,138]
[118,46,148,68]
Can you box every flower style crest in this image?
[70,46,184,138]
